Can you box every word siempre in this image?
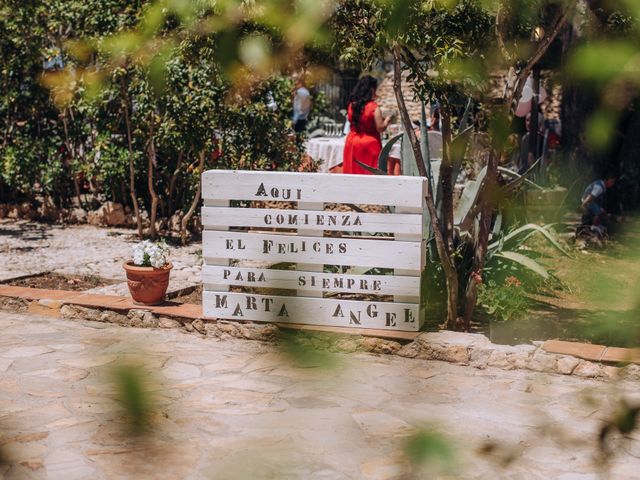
[220,268,383,292]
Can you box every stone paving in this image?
[0,220,202,295]
[0,310,638,479]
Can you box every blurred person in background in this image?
[519,111,545,173]
[292,76,312,133]
[581,173,617,229]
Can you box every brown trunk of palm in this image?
[392,47,459,329]
[180,150,206,245]
[120,78,143,239]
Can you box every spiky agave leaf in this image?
[492,250,550,279]
[354,159,387,175]
[377,132,403,174]
[453,166,486,228]
[490,223,570,256]
[498,163,544,191]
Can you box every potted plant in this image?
[123,240,172,305]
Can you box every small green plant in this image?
[477,276,530,323]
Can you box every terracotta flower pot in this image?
[123,261,173,306]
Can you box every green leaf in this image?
[586,110,619,151]
[377,132,403,174]
[404,429,456,475]
[454,166,486,227]
[498,165,544,191]
[490,224,570,256]
[354,159,387,175]
[568,41,637,83]
[493,251,549,279]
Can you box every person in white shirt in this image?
[292,78,312,133]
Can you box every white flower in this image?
[131,240,169,268]
[132,244,146,266]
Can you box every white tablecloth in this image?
[305,136,402,173]
[305,137,346,172]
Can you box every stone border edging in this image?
[1,286,639,382]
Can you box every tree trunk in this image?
[60,111,83,208]
[121,78,143,238]
[462,147,498,331]
[180,151,206,245]
[147,119,159,240]
[392,47,459,329]
[120,180,128,206]
[168,150,184,216]
[439,106,455,253]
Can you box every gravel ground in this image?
[0,220,202,296]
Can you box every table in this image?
[305,136,402,173]
[305,137,346,172]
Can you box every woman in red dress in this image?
[343,76,391,174]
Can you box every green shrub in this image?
[477,277,531,323]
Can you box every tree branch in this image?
[507,0,579,114]
[392,46,459,328]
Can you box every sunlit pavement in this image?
[0,310,638,479]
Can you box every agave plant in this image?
[356,98,566,285]
[485,223,570,281]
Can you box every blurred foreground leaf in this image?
[111,361,157,435]
[276,330,342,370]
[404,428,457,475]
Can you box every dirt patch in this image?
[170,285,203,304]
[3,272,117,291]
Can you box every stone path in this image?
[0,221,202,295]
[0,310,638,479]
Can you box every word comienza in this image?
[263,212,362,227]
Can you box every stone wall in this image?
[374,69,562,122]
[3,299,628,382]
[2,281,635,382]
[375,70,425,122]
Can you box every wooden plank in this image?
[395,203,424,306]
[204,198,231,292]
[202,206,422,234]
[203,231,423,270]
[297,200,324,299]
[203,291,421,331]
[202,265,420,295]
[202,170,426,208]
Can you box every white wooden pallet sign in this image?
[201,169,427,331]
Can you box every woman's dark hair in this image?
[349,75,378,129]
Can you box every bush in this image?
[477,277,531,323]
[0,1,307,232]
